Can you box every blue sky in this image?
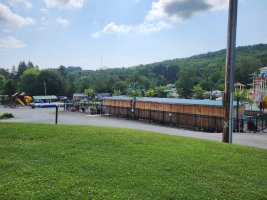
[0,0,266,70]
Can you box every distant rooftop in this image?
[105,96,224,106]
[73,93,88,97]
[33,95,57,100]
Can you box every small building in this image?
[57,96,68,102]
[73,93,88,101]
[32,95,58,103]
[95,93,111,100]
[234,82,245,90]
[103,96,244,132]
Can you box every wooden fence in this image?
[102,98,253,133]
[103,104,223,132]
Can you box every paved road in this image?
[1,106,266,149]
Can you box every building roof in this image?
[234,82,245,87]
[260,67,267,71]
[33,95,58,100]
[104,96,225,106]
[73,93,88,97]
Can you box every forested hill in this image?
[131,43,267,89]
[79,43,267,95]
[0,43,267,98]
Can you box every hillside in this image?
[132,43,267,89]
[69,43,267,85]
[0,44,267,97]
[70,43,267,96]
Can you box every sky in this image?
[0,0,266,71]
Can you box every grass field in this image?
[0,122,266,199]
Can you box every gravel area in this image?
[1,106,266,149]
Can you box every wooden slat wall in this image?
[103,99,132,107]
[135,101,223,117]
[103,98,226,132]
[103,99,224,117]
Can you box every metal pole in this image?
[223,0,238,143]
[44,81,46,96]
[55,105,58,124]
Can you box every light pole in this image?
[223,0,238,143]
[44,81,46,96]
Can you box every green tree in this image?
[191,84,205,99]
[0,74,6,94]
[58,65,67,78]
[128,89,142,97]
[0,68,10,79]
[175,66,198,98]
[27,61,35,69]
[77,76,93,93]
[144,89,156,97]
[16,61,28,78]
[105,76,121,92]
[126,74,149,89]
[235,56,261,85]
[66,72,77,97]
[9,66,16,79]
[18,68,40,96]
[127,83,143,97]
[156,75,166,86]
[35,70,65,96]
[155,86,166,98]
[139,76,150,89]
[84,88,95,98]
[112,81,127,94]
[234,88,249,132]
[4,79,16,95]
[200,78,213,91]
[113,89,122,96]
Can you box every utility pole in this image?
[223,0,238,143]
[44,81,47,96]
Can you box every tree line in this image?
[0,43,266,98]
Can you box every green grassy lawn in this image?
[0,123,266,199]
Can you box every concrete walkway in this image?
[1,106,266,149]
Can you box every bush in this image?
[0,113,14,119]
[90,106,96,114]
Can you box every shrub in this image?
[90,106,96,114]
[0,113,14,119]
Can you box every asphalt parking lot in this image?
[0,106,266,149]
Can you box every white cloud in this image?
[0,36,26,49]
[92,21,171,38]
[56,18,70,27]
[7,0,32,9]
[44,0,85,9]
[206,0,228,11]
[92,22,132,38]
[137,21,170,34]
[0,3,34,26]
[40,8,49,13]
[24,1,32,9]
[92,0,227,38]
[146,0,228,22]
[2,29,12,33]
